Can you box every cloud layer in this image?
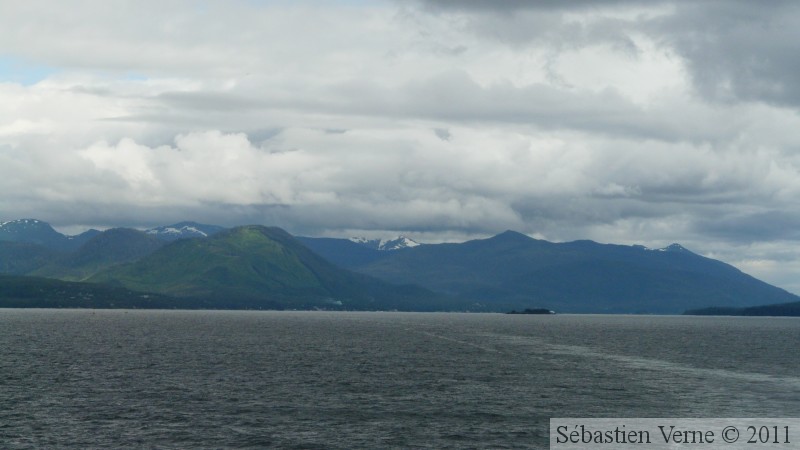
[2,0,800,292]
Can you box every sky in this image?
[2,0,800,293]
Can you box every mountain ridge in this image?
[311,232,798,313]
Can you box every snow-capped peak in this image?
[644,243,690,253]
[147,226,208,237]
[0,219,49,233]
[1,218,42,227]
[348,235,421,251]
[379,235,420,250]
[144,222,225,241]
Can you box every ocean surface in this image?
[1,310,798,449]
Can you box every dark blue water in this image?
[1,310,798,449]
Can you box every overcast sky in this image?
[2,0,800,292]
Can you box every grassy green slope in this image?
[92,226,324,298]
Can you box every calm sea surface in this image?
[1,310,798,449]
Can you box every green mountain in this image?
[32,228,165,281]
[90,225,458,310]
[315,230,799,314]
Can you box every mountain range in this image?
[1,219,798,313]
[297,231,800,313]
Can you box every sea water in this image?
[1,310,798,449]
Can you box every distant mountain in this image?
[0,219,64,247]
[685,301,800,316]
[32,228,165,281]
[349,235,421,251]
[90,225,460,311]
[0,219,99,251]
[295,235,421,269]
[345,230,800,314]
[295,237,387,267]
[145,221,226,241]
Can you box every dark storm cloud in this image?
[651,1,800,108]
[419,0,800,109]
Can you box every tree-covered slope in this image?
[0,275,184,309]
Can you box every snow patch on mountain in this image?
[148,226,207,237]
[644,243,690,253]
[348,235,421,251]
[0,219,43,229]
[145,222,225,241]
